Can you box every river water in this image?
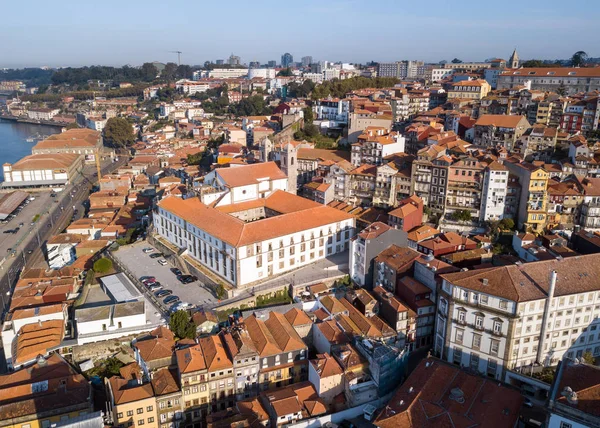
[0,119,61,180]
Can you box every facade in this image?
[473,114,530,150]
[435,255,600,381]
[27,108,60,120]
[308,353,344,404]
[154,190,354,288]
[32,129,103,162]
[2,153,82,188]
[199,335,235,413]
[498,68,600,95]
[176,345,210,425]
[504,161,549,232]
[480,161,509,221]
[281,53,293,68]
[447,79,491,100]
[349,221,408,287]
[106,369,158,428]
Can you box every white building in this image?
[75,301,148,345]
[303,73,324,84]
[479,160,509,221]
[207,68,249,79]
[1,303,68,368]
[46,235,81,269]
[431,68,454,82]
[86,117,107,131]
[199,162,288,206]
[484,68,503,89]
[323,68,340,81]
[247,68,276,79]
[435,255,600,381]
[154,189,355,288]
[351,133,405,166]
[313,98,349,126]
[176,79,212,95]
[27,108,60,121]
[2,153,82,189]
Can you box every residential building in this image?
[0,354,93,428]
[498,68,600,95]
[373,358,523,428]
[245,312,308,392]
[220,327,260,400]
[473,114,531,150]
[45,234,83,269]
[308,353,344,404]
[480,160,509,221]
[32,129,103,163]
[199,335,235,413]
[445,156,484,219]
[313,98,349,126]
[349,221,408,287]
[350,128,405,166]
[547,360,600,428]
[176,344,210,425]
[281,53,293,68]
[372,285,410,347]
[504,160,549,232]
[447,79,491,100]
[154,190,354,288]
[151,368,183,428]
[106,365,158,428]
[27,107,60,121]
[435,255,600,381]
[395,275,436,349]
[260,382,326,426]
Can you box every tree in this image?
[571,51,588,67]
[141,62,159,81]
[557,82,567,96]
[582,351,596,365]
[66,122,80,129]
[176,64,193,79]
[277,67,293,77]
[302,106,314,124]
[451,210,472,222]
[103,117,135,147]
[93,257,113,274]
[162,62,178,81]
[169,310,196,339]
[451,58,463,64]
[215,283,227,300]
[498,218,515,230]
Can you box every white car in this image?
[143,247,154,253]
[171,302,191,312]
[158,259,168,266]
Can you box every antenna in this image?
[169,50,183,65]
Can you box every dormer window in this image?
[547,72,555,75]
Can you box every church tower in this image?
[280,142,298,194]
[509,48,520,69]
[259,136,273,162]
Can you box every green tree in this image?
[176,64,193,79]
[303,106,314,124]
[582,351,596,365]
[141,62,159,81]
[451,58,463,64]
[66,122,80,129]
[521,60,559,68]
[451,210,472,222]
[498,218,515,231]
[169,310,196,339]
[571,51,588,67]
[557,82,567,96]
[215,283,227,300]
[93,257,113,274]
[162,62,178,81]
[277,67,293,77]
[103,117,135,147]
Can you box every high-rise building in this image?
[228,54,241,66]
[215,59,225,65]
[267,60,276,68]
[281,52,294,68]
[301,56,313,67]
[249,61,260,69]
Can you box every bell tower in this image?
[509,48,520,69]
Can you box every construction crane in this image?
[169,51,183,65]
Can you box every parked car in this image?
[157,259,168,266]
[180,275,197,284]
[171,267,182,276]
[155,289,173,298]
[149,253,163,259]
[164,295,180,305]
[143,247,154,254]
[523,398,533,408]
[148,284,162,292]
[141,276,156,283]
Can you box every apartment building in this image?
[351,129,405,166]
[473,114,530,150]
[199,335,235,413]
[313,98,349,125]
[220,327,260,400]
[175,345,210,424]
[435,255,600,381]
[480,160,509,221]
[0,354,93,428]
[106,366,158,428]
[498,68,600,95]
[151,368,183,428]
[447,79,491,100]
[445,157,484,219]
[504,160,550,232]
[27,107,60,121]
[154,190,354,288]
[245,312,308,392]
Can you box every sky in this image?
[1,0,599,68]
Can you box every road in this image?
[0,156,128,317]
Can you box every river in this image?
[0,119,62,181]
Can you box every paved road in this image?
[112,241,217,313]
[0,157,128,317]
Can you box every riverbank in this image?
[0,114,68,128]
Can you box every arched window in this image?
[291,157,295,166]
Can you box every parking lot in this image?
[112,241,218,312]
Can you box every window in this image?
[147,418,154,424]
[453,348,462,365]
[480,295,488,305]
[117,413,123,419]
[458,310,466,324]
[487,359,498,377]
[138,420,144,426]
[146,406,153,412]
[455,329,464,344]
[470,353,479,371]
[493,320,502,335]
[559,423,572,428]
[472,334,481,350]
[499,300,508,309]
[475,315,484,329]
[137,408,143,414]
[490,340,500,356]
[127,411,133,417]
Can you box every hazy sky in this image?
[2,0,598,68]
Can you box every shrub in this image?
[93,257,113,274]
[169,310,196,339]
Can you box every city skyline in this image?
[1,0,599,68]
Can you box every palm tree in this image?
[571,51,588,67]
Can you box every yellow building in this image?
[0,354,93,428]
[106,363,158,428]
[505,161,549,232]
[175,344,210,425]
[447,79,491,100]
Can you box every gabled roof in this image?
[284,307,312,327]
[216,162,287,188]
[109,377,154,405]
[176,344,206,374]
[151,368,180,396]
[475,114,528,128]
[199,335,233,372]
